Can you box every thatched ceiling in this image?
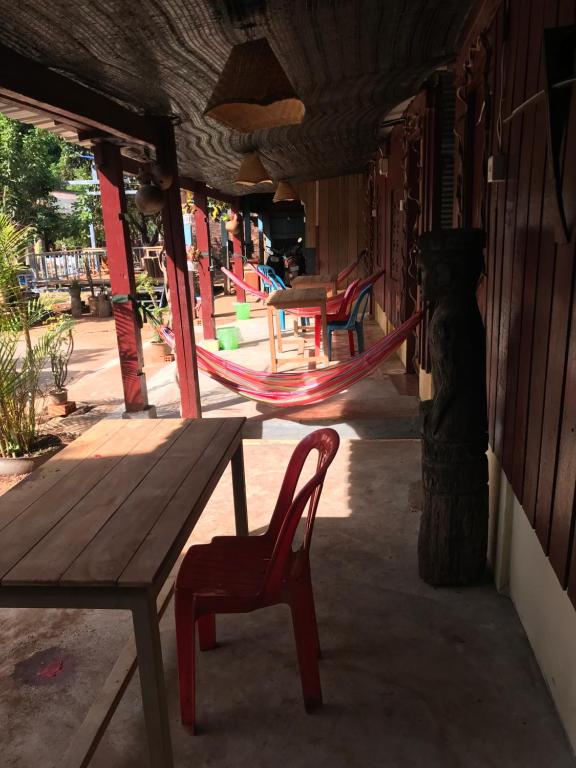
[0,0,474,195]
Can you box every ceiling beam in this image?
[179,176,238,207]
[0,44,159,147]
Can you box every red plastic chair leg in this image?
[314,320,321,353]
[289,584,323,712]
[348,330,355,356]
[175,591,197,729]
[198,614,217,651]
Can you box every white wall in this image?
[489,450,576,753]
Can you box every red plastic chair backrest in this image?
[338,278,360,316]
[262,428,340,599]
[355,269,385,295]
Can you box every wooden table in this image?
[291,272,337,297]
[0,417,247,768]
[266,287,329,371]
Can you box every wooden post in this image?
[94,142,151,416]
[231,208,245,302]
[193,186,216,340]
[156,121,201,418]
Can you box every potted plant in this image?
[84,255,98,315]
[136,272,172,362]
[48,320,74,405]
[0,215,69,474]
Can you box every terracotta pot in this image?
[148,340,173,362]
[97,293,112,318]
[225,213,242,237]
[88,295,99,315]
[49,387,68,405]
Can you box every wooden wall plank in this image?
[510,0,553,496]
[484,9,502,436]
[501,0,541,477]
[492,0,530,458]
[534,0,576,551]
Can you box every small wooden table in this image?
[0,417,247,768]
[291,273,337,297]
[267,287,329,371]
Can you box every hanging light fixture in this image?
[204,38,305,132]
[235,151,273,186]
[273,180,299,203]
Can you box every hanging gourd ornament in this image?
[135,168,166,216]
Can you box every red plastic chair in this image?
[174,428,340,732]
[313,278,360,355]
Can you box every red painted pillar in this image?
[193,186,216,340]
[231,209,245,302]
[157,122,201,418]
[94,142,150,415]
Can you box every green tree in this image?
[0,115,95,248]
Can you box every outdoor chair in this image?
[174,427,340,732]
[257,264,288,330]
[326,284,372,358]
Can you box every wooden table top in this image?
[291,274,336,287]
[0,418,245,589]
[266,287,327,309]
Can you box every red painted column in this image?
[193,186,216,340]
[94,142,150,415]
[231,209,245,302]
[157,122,201,418]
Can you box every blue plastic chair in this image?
[326,285,372,359]
[257,265,288,330]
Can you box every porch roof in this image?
[0,0,474,194]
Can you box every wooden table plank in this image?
[60,419,229,586]
[0,419,125,533]
[291,274,337,296]
[4,419,188,586]
[119,418,244,587]
[267,287,327,308]
[0,419,156,582]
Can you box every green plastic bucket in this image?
[216,325,240,350]
[234,302,251,321]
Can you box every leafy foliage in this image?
[0,213,73,457]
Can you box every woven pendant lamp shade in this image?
[273,180,298,202]
[235,152,273,186]
[204,38,305,132]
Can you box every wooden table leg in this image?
[321,303,329,363]
[275,309,284,353]
[267,308,277,372]
[132,591,174,768]
[231,441,249,536]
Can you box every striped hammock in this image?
[155,312,422,407]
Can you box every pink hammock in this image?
[220,266,267,300]
[156,312,422,407]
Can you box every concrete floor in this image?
[1,294,574,766]
[1,441,573,767]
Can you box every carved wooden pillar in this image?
[417,229,488,585]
